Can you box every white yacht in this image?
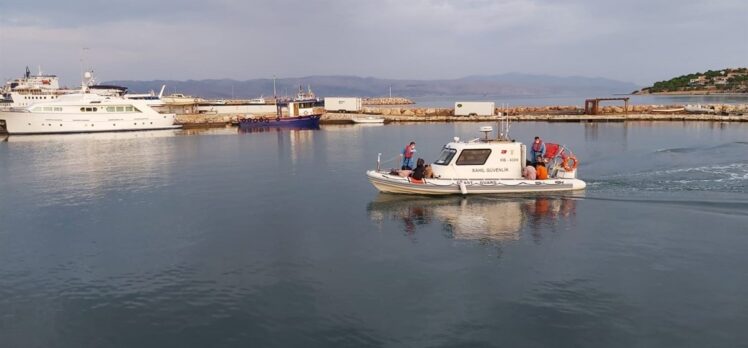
[0,75,180,135]
[1,66,164,109]
[1,67,69,108]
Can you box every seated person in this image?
[411,158,426,180]
[423,164,434,178]
[397,169,413,177]
[523,160,536,180]
[536,161,549,180]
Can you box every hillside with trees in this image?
[636,68,748,94]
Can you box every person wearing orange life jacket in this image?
[401,141,416,170]
[536,161,549,180]
[530,136,546,164]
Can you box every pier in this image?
[173,103,748,127]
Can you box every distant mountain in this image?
[106,73,639,99]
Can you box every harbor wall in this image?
[174,103,748,126]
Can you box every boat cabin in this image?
[277,100,320,117]
[431,139,526,180]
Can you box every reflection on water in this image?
[368,194,579,243]
[2,130,181,207]
[4,129,181,142]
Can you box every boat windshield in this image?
[434,148,457,165]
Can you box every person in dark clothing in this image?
[411,158,426,180]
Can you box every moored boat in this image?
[0,72,180,135]
[366,122,586,195]
[352,116,385,124]
[1,66,149,109]
[237,89,322,129]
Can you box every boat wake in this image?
[590,162,748,193]
[653,141,748,154]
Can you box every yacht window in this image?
[116,106,124,112]
[455,149,492,165]
[33,107,43,112]
[125,106,134,112]
[93,107,98,112]
[54,107,62,112]
[80,107,85,112]
[434,148,457,165]
[43,107,53,112]
[106,106,115,112]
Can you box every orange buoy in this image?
[563,156,579,171]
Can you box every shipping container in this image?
[454,102,496,116]
[324,97,363,112]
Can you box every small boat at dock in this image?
[366,120,586,195]
[237,85,323,128]
[352,116,385,124]
[237,100,321,129]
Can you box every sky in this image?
[0,0,746,86]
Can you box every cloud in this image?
[1,0,746,85]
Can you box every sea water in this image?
[0,122,746,347]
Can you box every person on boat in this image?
[523,160,537,180]
[411,158,427,180]
[530,136,546,164]
[536,161,549,180]
[401,141,417,170]
[423,164,434,179]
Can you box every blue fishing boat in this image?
[238,86,322,129]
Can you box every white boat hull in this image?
[352,117,385,124]
[0,111,181,135]
[367,170,586,195]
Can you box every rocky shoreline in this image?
[362,97,414,105]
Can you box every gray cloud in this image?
[1,0,745,85]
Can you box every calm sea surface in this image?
[1,122,747,347]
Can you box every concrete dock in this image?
[175,109,748,127]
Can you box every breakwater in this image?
[322,112,748,123]
[174,103,748,126]
[362,97,414,105]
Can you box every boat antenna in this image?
[79,47,91,91]
[497,103,511,141]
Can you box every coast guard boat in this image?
[366,119,586,195]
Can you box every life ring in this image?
[563,156,579,171]
[303,111,308,115]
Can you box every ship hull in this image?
[0,111,181,135]
[366,170,586,195]
[238,115,321,129]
